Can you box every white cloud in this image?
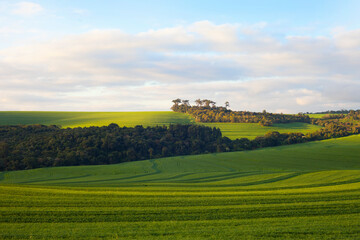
[12,2,43,16]
[296,92,322,106]
[1,21,360,112]
[332,28,360,49]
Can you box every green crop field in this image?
[201,122,321,139]
[307,114,328,118]
[0,111,195,128]
[1,135,360,239]
[0,111,321,140]
[307,113,346,119]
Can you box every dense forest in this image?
[1,120,360,171]
[0,124,223,171]
[171,98,310,126]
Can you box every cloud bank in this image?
[1,21,360,112]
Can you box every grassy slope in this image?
[201,122,321,139]
[307,113,346,118]
[0,111,195,127]
[307,114,328,118]
[2,134,360,186]
[1,135,360,239]
[0,111,321,140]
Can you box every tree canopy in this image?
[171,98,310,126]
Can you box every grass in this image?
[307,114,328,118]
[0,111,195,128]
[1,134,360,239]
[0,111,321,140]
[201,122,321,139]
[307,113,346,119]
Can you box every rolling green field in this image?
[307,113,346,119]
[1,135,360,239]
[0,111,195,128]
[201,122,321,139]
[307,114,328,118]
[0,111,321,140]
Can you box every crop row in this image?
[1,183,360,239]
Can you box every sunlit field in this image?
[0,111,321,140]
[1,135,360,239]
[201,122,321,139]
[307,114,346,119]
[0,111,195,127]
[2,0,360,239]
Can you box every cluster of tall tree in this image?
[171,98,310,126]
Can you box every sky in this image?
[1,0,360,113]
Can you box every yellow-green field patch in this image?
[201,122,321,139]
[0,111,195,127]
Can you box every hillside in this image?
[201,122,321,140]
[0,111,321,140]
[0,111,195,127]
[1,135,360,239]
[2,134,360,187]
[1,110,359,239]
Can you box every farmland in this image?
[2,1,359,239]
[307,114,346,119]
[201,122,321,139]
[0,111,195,128]
[306,114,329,119]
[0,111,321,140]
[1,135,360,239]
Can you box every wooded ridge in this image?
[171,98,310,126]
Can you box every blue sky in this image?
[1,1,360,112]
[55,0,357,29]
[2,0,360,42]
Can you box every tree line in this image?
[1,119,360,171]
[171,98,310,126]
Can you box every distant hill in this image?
[0,111,321,140]
[2,134,360,187]
[0,111,195,127]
